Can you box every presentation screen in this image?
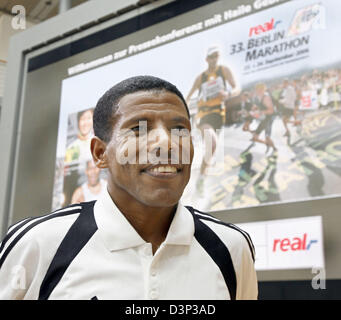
[39,0,340,213]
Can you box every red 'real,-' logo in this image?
[249,18,281,37]
[273,233,318,252]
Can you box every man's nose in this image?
[148,125,172,152]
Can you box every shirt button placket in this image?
[149,263,159,299]
[141,245,158,299]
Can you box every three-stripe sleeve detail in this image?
[0,205,82,270]
[191,213,237,300]
[187,207,255,262]
[0,204,81,256]
[38,201,98,300]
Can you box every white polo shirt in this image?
[0,190,257,300]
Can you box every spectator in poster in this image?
[318,73,329,107]
[70,160,107,203]
[65,108,94,163]
[186,45,240,189]
[326,69,340,107]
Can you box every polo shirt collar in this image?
[94,189,194,251]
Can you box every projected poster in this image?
[52,0,341,212]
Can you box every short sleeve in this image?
[0,233,40,300]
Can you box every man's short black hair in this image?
[93,75,190,142]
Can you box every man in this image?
[278,79,298,137]
[187,46,240,129]
[0,76,257,300]
[238,91,254,133]
[71,160,107,204]
[186,46,240,190]
[251,83,277,152]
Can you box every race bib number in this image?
[201,76,225,101]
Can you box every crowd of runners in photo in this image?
[226,67,341,151]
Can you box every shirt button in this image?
[150,290,158,300]
[151,269,157,277]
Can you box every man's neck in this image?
[78,133,90,141]
[107,185,176,252]
[87,181,102,194]
[207,65,217,73]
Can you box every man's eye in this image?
[174,125,185,129]
[131,126,140,132]
[171,127,190,137]
[130,126,147,135]
[172,125,188,131]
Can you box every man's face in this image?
[86,161,100,187]
[206,52,219,69]
[78,110,93,137]
[104,90,194,208]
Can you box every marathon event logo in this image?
[287,3,326,36]
[229,3,326,72]
[272,233,318,252]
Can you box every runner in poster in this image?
[239,91,254,133]
[251,83,277,153]
[186,45,240,191]
[278,78,298,138]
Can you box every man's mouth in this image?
[141,164,182,178]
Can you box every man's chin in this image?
[138,191,182,208]
[89,180,100,187]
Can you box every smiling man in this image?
[0,76,257,300]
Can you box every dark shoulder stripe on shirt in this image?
[186,206,255,262]
[194,210,256,261]
[186,206,255,247]
[191,213,237,300]
[0,203,82,257]
[39,201,98,300]
[0,205,82,270]
[6,202,82,233]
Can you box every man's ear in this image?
[91,136,108,169]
